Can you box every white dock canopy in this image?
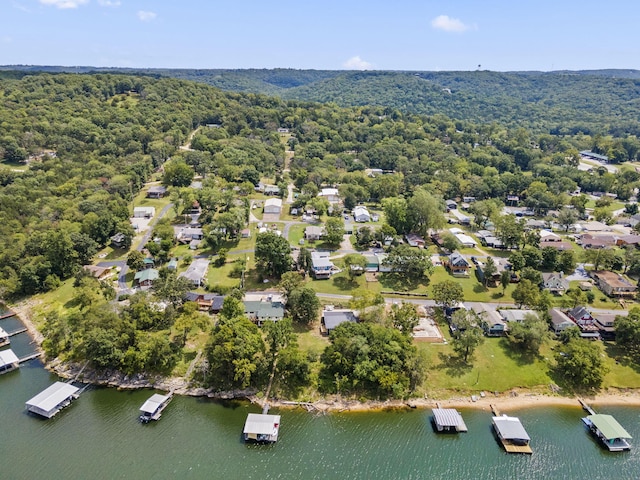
[492,415,530,442]
[0,348,19,369]
[140,393,171,414]
[432,408,468,432]
[243,413,281,442]
[26,381,80,418]
[0,326,8,339]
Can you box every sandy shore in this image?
[7,301,640,413]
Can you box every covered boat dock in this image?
[139,393,172,422]
[582,414,632,451]
[491,410,532,454]
[25,381,80,418]
[0,348,19,374]
[243,413,281,443]
[0,326,9,347]
[432,408,468,432]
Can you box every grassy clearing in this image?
[287,224,306,246]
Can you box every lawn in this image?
[426,267,517,303]
[287,224,306,246]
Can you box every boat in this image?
[243,413,280,443]
[582,414,632,452]
[139,393,172,423]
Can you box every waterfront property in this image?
[0,348,19,374]
[243,413,281,443]
[431,408,468,433]
[139,393,172,423]
[25,381,80,418]
[582,414,632,452]
[491,412,532,454]
[0,326,9,347]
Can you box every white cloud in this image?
[39,0,89,8]
[343,56,373,70]
[431,15,473,33]
[98,0,121,6]
[137,10,157,21]
[2,36,13,44]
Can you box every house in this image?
[167,258,178,271]
[146,186,167,198]
[264,185,280,196]
[134,268,159,288]
[405,233,426,248]
[445,199,458,211]
[474,303,507,336]
[445,252,470,277]
[498,309,539,323]
[176,227,204,242]
[110,232,127,249]
[462,196,476,203]
[304,226,325,241]
[133,206,155,218]
[525,219,547,230]
[580,221,612,233]
[189,239,201,250]
[476,257,512,286]
[590,270,637,297]
[549,308,576,335]
[240,228,251,238]
[243,296,285,326]
[615,234,640,247]
[185,292,225,312]
[321,308,358,334]
[363,254,380,272]
[594,310,628,340]
[539,240,573,251]
[353,206,371,223]
[542,272,569,295]
[567,306,595,326]
[539,230,561,242]
[179,258,209,287]
[318,188,341,204]
[264,198,282,214]
[579,234,616,249]
[83,265,112,280]
[311,251,335,279]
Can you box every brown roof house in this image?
[590,270,637,297]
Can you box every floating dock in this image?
[25,381,80,418]
[243,413,281,443]
[0,310,15,320]
[0,348,20,374]
[491,405,532,454]
[139,393,172,423]
[582,414,632,452]
[0,327,9,347]
[432,408,468,433]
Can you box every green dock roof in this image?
[586,414,632,440]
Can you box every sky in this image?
[2,0,640,71]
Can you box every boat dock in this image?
[0,310,15,320]
[139,392,173,422]
[491,405,533,454]
[432,407,468,433]
[243,413,281,443]
[25,381,80,418]
[579,399,632,452]
[578,398,596,415]
[0,349,20,374]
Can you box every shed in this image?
[0,348,20,374]
[133,206,155,218]
[26,381,80,418]
[243,413,281,443]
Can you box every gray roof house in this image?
[243,298,285,326]
[542,272,569,295]
[179,258,209,287]
[549,308,576,335]
[321,309,358,334]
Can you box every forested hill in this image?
[4,67,640,136]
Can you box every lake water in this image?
[1,311,640,479]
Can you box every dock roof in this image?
[492,415,530,441]
[432,408,466,429]
[586,414,632,440]
[140,393,171,414]
[243,413,281,435]
[26,382,79,413]
[0,348,19,367]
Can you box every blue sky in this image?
[2,0,639,71]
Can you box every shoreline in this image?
[7,301,640,413]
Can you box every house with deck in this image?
[311,251,336,279]
[590,270,637,297]
[550,308,576,335]
[134,268,159,288]
[444,252,470,276]
[243,295,285,326]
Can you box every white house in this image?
[264,198,282,214]
[318,188,341,204]
[353,206,371,223]
[133,206,155,218]
[454,233,477,248]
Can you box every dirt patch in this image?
[365,272,379,282]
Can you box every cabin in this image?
[582,414,632,451]
[445,252,470,277]
[432,408,468,433]
[25,382,80,418]
[590,270,637,297]
[139,393,172,423]
[133,206,155,219]
[542,272,569,295]
[321,309,358,335]
[243,413,281,443]
[134,268,159,288]
[0,348,19,374]
[264,198,282,214]
[146,186,167,198]
[492,414,532,454]
[185,292,225,312]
